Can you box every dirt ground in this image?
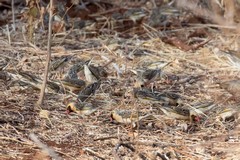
[1,1,240,160]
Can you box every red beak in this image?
[66,110,70,114]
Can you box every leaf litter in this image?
[0,0,240,159]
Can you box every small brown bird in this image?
[190,101,216,115]
[19,71,61,92]
[132,69,162,87]
[66,61,87,79]
[88,65,108,80]
[160,107,190,120]
[219,80,240,99]
[77,81,101,102]
[47,80,62,93]
[133,88,181,106]
[133,88,160,102]
[61,78,86,92]
[19,71,40,83]
[111,109,148,124]
[111,109,157,128]
[188,101,216,122]
[160,101,216,121]
[50,56,69,71]
[111,110,139,124]
[66,102,96,115]
[141,69,162,82]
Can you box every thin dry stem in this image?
[38,0,54,106]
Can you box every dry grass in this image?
[1,4,240,160]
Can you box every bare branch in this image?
[38,0,53,106]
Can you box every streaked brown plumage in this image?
[141,69,161,81]
[160,107,190,120]
[111,109,148,124]
[133,88,181,106]
[88,65,108,80]
[19,71,61,92]
[111,110,139,124]
[50,56,69,71]
[190,101,215,114]
[133,68,163,87]
[77,81,100,102]
[61,77,86,92]
[66,61,87,79]
[66,102,96,115]
[111,110,158,128]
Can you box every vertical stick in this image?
[38,0,53,106]
[6,25,11,45]
[12,0,16,31]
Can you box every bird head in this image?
[66,102,78,114]
[191,115,201,122]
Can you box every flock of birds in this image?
[57,59,240,125]
[0,57,239,125]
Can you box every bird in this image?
[19,71,61,92]
[159,107,190,120]
[219,80,240,99]
[133,88,160,102]
[66,61,87,79]
[141,69,162,82]
[88,65,108,80]
[111,109,157,129]
[132,69,162,87]
[47,80,62,93]
[66,102,97,115]
[77,81,101,102]
[189,101,216,117]
[133,88,181,106]
[186,101,216,122]
[61,77,86,92]
[19,71,40,84]
[111,110,146,124]
[156,91,181,106]
[50,56,69,71]
[160,101,216,121]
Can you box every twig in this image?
[83,148,105,160]
[11,0,16,31]
[132,140,180,147]
[0,137,33,146]
[54,150,76,160]
[101,42,117,56]
[94,136,118,141]
[6,25,11,45]
[38,0,53,106]
[102,58,116,68]
[29,133,62,160]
